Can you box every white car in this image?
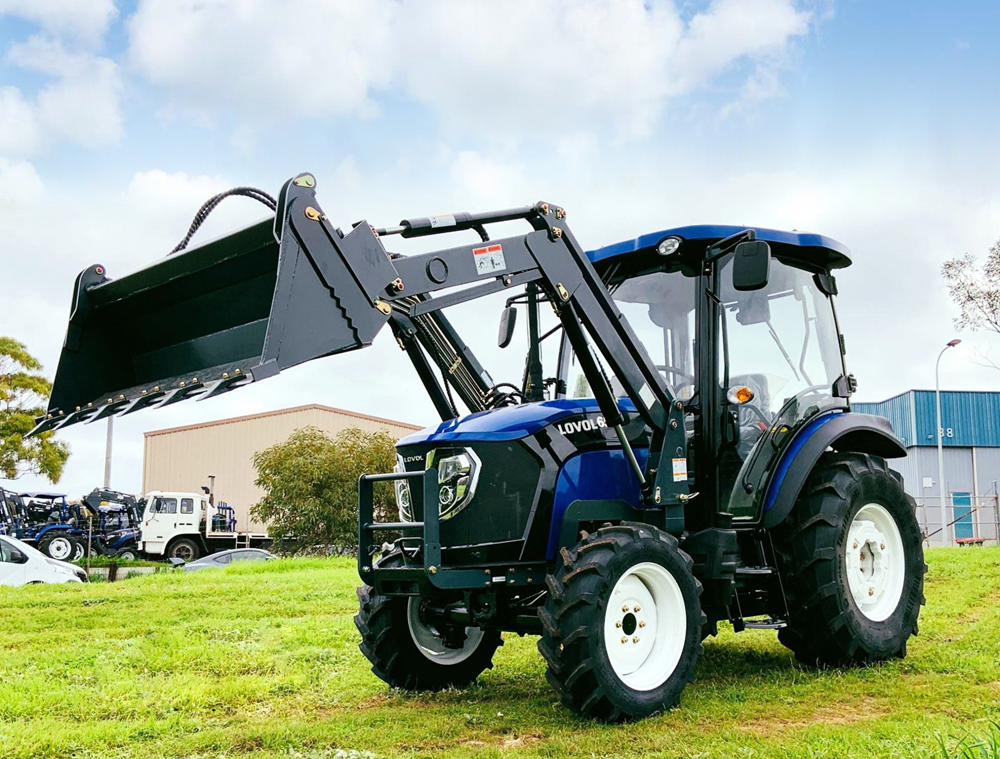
[0,534,88,586]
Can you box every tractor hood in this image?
[397,397,638,446]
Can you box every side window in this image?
[215,552,232,564]
[0,539,15,563]
[159,498,178,514]
[181,498,194,514]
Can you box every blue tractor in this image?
[7,491,92,561]
[77,488,143,560]
[32,174,925,721]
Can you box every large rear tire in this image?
[355,553,504,691]
[39,533,82,562]
[773,453,926,666]
[168,538,200,562]
[538,523,704,721]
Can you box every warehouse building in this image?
[855,390,1000,546]
[142,404,421,533]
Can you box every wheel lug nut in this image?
[880,543,885,550]
[621,636,628,644]
[632,636,639,643]
[868,587,874,596]
[622,604,629,612]
[615,620,622,628]
[633,605,640,612]
[639,620,646,628]
[853,541,858,549]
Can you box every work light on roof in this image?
[657,237,682,256]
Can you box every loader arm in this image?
[32,172,688,506]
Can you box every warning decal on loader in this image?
[672,457,688,482]
[473,243,506,275]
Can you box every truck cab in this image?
[140,490,269,561]
[140,491,209,559]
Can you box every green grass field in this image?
[1,548,998,759]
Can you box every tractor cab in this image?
[561,225,854,527]
[20,493,73,525]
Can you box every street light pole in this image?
[935,339,961,546]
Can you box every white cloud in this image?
[0,0,118,44]
[2,36,124,153]
[128,0,396,121]
[0,87,41,155]
[0,157,44,202]
[126,0,815,137]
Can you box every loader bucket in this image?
[33,173,399,434]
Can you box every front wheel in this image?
[538,524,704,721]
[355,553,503,690]
[774,453,926,666]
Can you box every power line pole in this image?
[104,416,113,489]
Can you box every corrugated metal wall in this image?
[142,405,421,533]
[857,390,1000,448]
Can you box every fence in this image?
[912,486,1000,547]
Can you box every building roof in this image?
[144,403,422,437]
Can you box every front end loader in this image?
[33,173,925,721]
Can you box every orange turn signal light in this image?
[727,385,754,405]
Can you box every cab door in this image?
[711,253,848,522]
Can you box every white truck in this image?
[140,490,271,561]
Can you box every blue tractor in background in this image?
[77,488,144,560]
[1,490,92,560]
[32,173,926,721]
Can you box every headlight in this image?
[427,447,481,520]
[394,454,413,522]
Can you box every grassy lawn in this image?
[1,548,998,759]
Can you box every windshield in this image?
[562,266,699,402]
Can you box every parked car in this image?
[179,548,275,572]
[0,535,88,586]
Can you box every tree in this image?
[943,238,1000,330]
[0,337,70,482]
[251,425,397,553]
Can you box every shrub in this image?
[251,426,397,553]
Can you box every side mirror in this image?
[11,550,28,564]
[732,240,771,291]
[169,557,186,568]
[498,305,517,348]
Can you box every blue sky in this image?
[1,0,999,499]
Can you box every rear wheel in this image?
[538,524,704,721]
[168,538,200,562]
[39,533,81,562]
[774,453,926,666]
[355,553,503,690]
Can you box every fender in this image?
[33,524,81,542]
[761,411,906,529]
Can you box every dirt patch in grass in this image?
[461,731,544,749]
[735,696,889,735]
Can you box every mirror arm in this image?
[706,229,757,262]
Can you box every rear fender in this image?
[761,412,906,529]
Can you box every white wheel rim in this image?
[846,503,906,622]
[604,562,687,691]
[407,598,485,665]
[48,537,72,560]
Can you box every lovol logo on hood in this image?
[556,415,607,436]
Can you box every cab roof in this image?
[587,224,852,269]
